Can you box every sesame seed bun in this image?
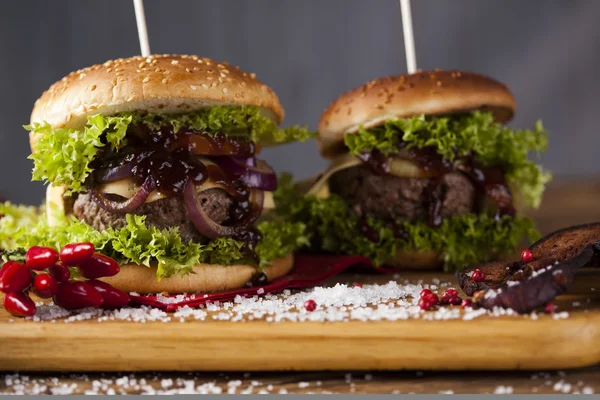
[317,70,516,158]
[30,54,284,133]
[98,253,294,294]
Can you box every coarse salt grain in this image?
[494,385,514,394]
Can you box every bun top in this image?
[317,70,516,157]
[30,54,284,129]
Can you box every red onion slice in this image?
[92,177,155,213]
[213,157,277,191]
[95,163,135,183]
[184,181,265,239]
[240,160,277,191]
[184,180,244,239]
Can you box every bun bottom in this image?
[99,253,294,294]
[387,249,441,270]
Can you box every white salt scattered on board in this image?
[1,371,595,395]
[494,385,514,394]
[23,281,569,324]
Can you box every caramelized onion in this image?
[172,134,254,157]
[95,163,135,183]
[213,157,277,191]
[92,177,155,213]
[184,180,243,239]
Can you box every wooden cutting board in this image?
[1,269,598,372]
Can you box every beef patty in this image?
[328,165,476,222]
[72,188,233,244]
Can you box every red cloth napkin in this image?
[129,253,379,312]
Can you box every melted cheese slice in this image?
[303,153,433,199]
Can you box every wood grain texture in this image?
[0,180,599,373]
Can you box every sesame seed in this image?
[127,96,135,102]
[142,77,150,83]
[201,84,209,89]
[162,78,168,84]
[163,71,171,75]
[90,85,96,91]
[106,68,112,73]
[222,88,228,93]
[185,68,191,73]
[190,85,197,91]
[116,72,123,76]
[250,73,256,78]
[207,76,214,81]
[138,62,146,68]
[171,60,179,65]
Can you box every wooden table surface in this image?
[1,179,600,395]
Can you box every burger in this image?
[22,54,311,293]
[274,70,550,270]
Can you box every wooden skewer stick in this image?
[133,0,151,57]
[399,0,417,73]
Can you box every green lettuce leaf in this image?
[0,202,307,280]
[274,174,539,271]
[127,105,315,145]
[344,111,551,208]
[26,114,132,194]
[0,202,43,250]
[25,106,315,192]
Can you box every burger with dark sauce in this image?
[275,70,550,270]
[21,54,312,293]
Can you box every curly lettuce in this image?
[128,105,315,145]
[274,174,539,271]
[0,202,308,280]
[25,106,315,193]
[344,111,551,208]
[26,114,131,194]
[0,202,43,250]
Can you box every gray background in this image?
[0,0,597,204]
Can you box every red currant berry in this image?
[449,295,463,306]
[304,299,317,312]
[471,269,485,283]
[53,281,104,310]
[353,283,362,288]
[48,264,71,283]
[418,297,436,310]
[60,242,95,266]
[0,262,32,294]
[440,288,459,304]
[25,246,59,271]
[86,280,130,309]
[32,273,59,299]
[521,249,534,263]
[461,299,473,309]
[77,253,119,279]
[419,289,433,298]
[3,292,37,317]
[544,302,556,314]
[422,291,439,305]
